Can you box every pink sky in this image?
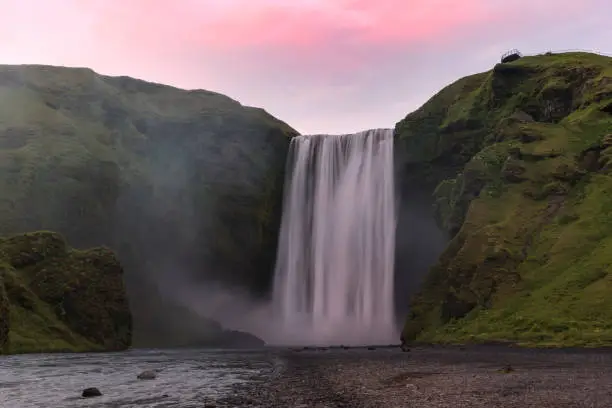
[1,0,610,133]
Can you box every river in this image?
[0,348,280,407]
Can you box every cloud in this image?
[73,0,501,56]
[0,0,610,133]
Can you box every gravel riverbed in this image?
[218,345,612,407]
[3,345,610,407]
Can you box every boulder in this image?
[82,387,102,398]
[137,370,157,380]
[0,231,132,353]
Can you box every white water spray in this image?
[270,129,397,345]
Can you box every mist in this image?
[0,65,449,348]
[106,105,290,346]
[394,189,449,321]
[114,123,450,347]
[0,66,292,347]
[393,139,450,327]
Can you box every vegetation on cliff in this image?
[0,231,131,354]
[397,52,612,347]
[0,65,297,347]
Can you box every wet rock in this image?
[552,162,586,183]
[367,347,376,350]
[498,364,515,373]
[441,291,477,322]
[519,130,543,143]
[137,370,157,380]
[502,158,527,182]
[510,110,535,123]
[82,387,102,398]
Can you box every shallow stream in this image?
[0,348,277,407]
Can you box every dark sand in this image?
[217,345,612,407]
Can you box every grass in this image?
[0,231,131,354]
[0,62,298,338]
[399,52,612,347]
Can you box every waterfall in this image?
[270,128,397,345]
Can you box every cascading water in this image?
[270,128,397,345]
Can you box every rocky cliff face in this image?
[397,52,612,347]
[0,65,298,347]
[0,231,131,353]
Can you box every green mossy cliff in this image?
[0,231,131,354]
[0,64,297,347]
[397,52,612,347]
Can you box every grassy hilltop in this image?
[0,65,298,348]
[396,52,612,347]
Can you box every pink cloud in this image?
[0,0,591,63]
[0,0,608,135]
[83,0,497,51]
[0,0,603,96]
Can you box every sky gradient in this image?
[1,0,611,134]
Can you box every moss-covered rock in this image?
[0,231,131,353]
[397,52,612,348]
[0,65,298,346]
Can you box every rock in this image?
[0,64,298,350]
[499,364,515,373]
[501,158,527,182]
[510,110,535,123]
[367,346,376,350]
[0,232,132,354]
[406,383,419,391]
[519,130,543,143]
[396,52,612,347]
[508,147,522,159]
[552,162,586,183]
[137,370,157,380]
[501,51,522,63]
[82,387,102,398]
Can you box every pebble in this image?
[214,346,612,407]
[137,370,157,380]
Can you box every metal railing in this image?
[501,49,523,61]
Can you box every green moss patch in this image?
[0,231,131,354]
[399,52,612,348]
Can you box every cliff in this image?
[0,64,298,347]
[397,52,612,347]
[0,231,131,354]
